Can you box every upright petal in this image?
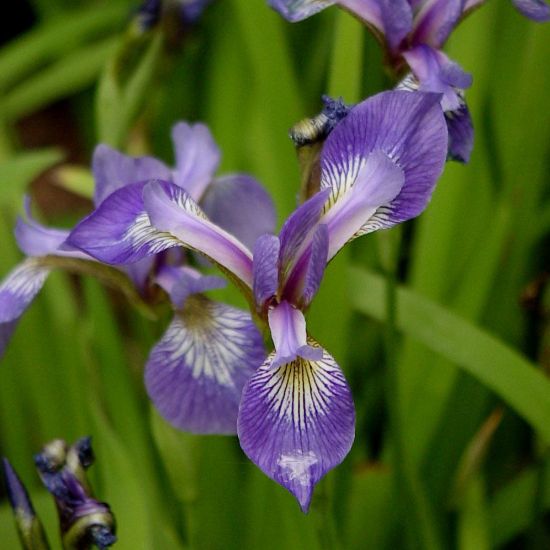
[301,224,329,306]
[268,0,336,22]
[237,340,355,512]
[253,234,280,309]
[155,265,225,309]
[278,188,331,277]
[319,90,447,237]
[143,180,254,288]
[0,259,50,358]
[67,181,179,265]
[92,144,171,207]
[402,46,472,112]
[512,0,550,21]
[268,301,322,368]
[411,0,465,48]
[200,174,276,250]
[171,122,220,200]
[145,297,265,434]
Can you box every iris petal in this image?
[268,0,336,22]
[268,301,323,369]
[0,259,50,358]
[67,181,179,265]
[201,174,276,251]
[145,297,265,434]
[237,340,355,512]
[253,234,280,309]
[143,180,254,289]
[171,122,221,200]
[92,144,171,207]
[512,0,550,21]
[411,0,464,48]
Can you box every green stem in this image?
[383,230,442,550]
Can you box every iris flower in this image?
[269,0,480,162]
[68,90,448,510]
[1,123,274,435]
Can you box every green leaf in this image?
[53,165,94,200]
[1,37,117,121]
[0,4,128,94]
[349,267,550,444]
[96,31,163,148]
[0,148,63,204]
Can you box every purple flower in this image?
[71,91,448,510]
[35,437,116,549]
[67,122,274,434]
[511,0,550,20]
[270,0,475,161]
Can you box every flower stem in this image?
[382,229,442,550]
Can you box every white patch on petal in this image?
[123,211,179,254]
[277,451,318,486]
[1,259,48,298]
[161,299,260,388]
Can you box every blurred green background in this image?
[0,0,549,548]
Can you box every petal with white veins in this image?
[237,339,355,512]
[145,297,265,434]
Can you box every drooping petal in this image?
[319,90,447,236]
[237,340,355,512]
[511,0,550,21]
[338,0,413,52]
[0,259,50,358]
[411,0,464,48]
[92,144,171,207]
[143,180,254,288]
[402,46,472,112]
[268,301,322,369]
[171,122,220,200]
[268,0,336,22]
[445,101,474,163]
[67,181,179,265]
[253,234,280,309]
[145,297,265,434]
[200,174,276,250]
[15,197,87,259]
[155,265,225,309]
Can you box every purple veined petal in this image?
[67,181,179,265]
[268,301,323,369]
[237,339,355,512]
[15,197,88,260]
[92,144,171,207]
[402,46,472,112]
[200,174,276,251]
[143,180,254,289]
[145,298,265,434]
[123,256,155,292]
[321,150,404,261]
[171,122,220,201]
[446,100,474,163]
[512,0,550,21]
[267,0,336,22]
[155,264,226,309]
[320,90,448,235]
[301,224,329,306]
[279,188,331,275]
[410,0,464,48]
[0,259,50,358]
[463,0,487,10]
[253,234,280,310]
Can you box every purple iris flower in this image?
[68,90,448,510]
[270,0,475,162]
[67,122,274,434]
